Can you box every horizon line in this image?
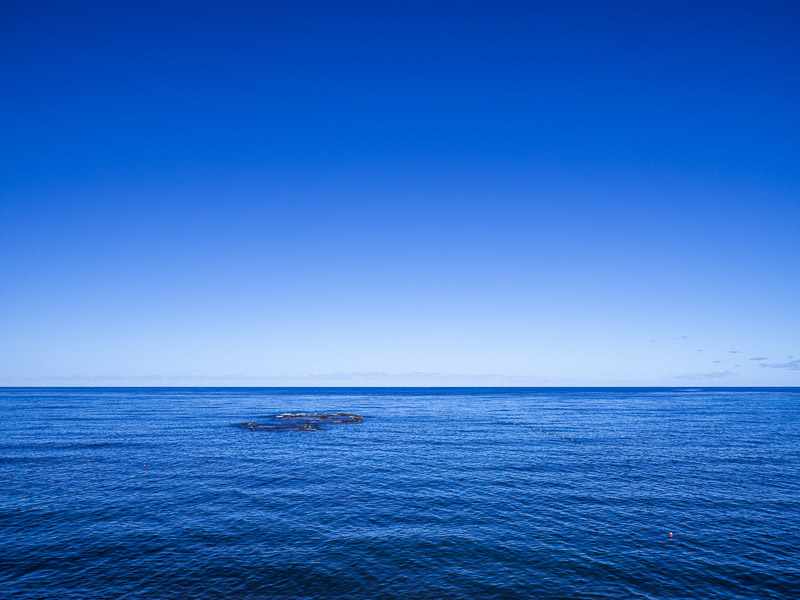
[2,385,799,389]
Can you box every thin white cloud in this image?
[759,360,800,371]
[672,370,734,380]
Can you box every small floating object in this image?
[669,532,673,537]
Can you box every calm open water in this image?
[1,387,798,600]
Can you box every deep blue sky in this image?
[2,0,799,385]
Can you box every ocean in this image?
[1,387,798,599]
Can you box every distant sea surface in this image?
[1,387,798,599]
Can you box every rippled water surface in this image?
[1,387,799,599]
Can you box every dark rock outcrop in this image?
[239,412,364,432]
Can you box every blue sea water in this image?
[1,387,798,600]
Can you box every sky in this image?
[1,0,799,386]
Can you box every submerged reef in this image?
[239,412,364,432]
